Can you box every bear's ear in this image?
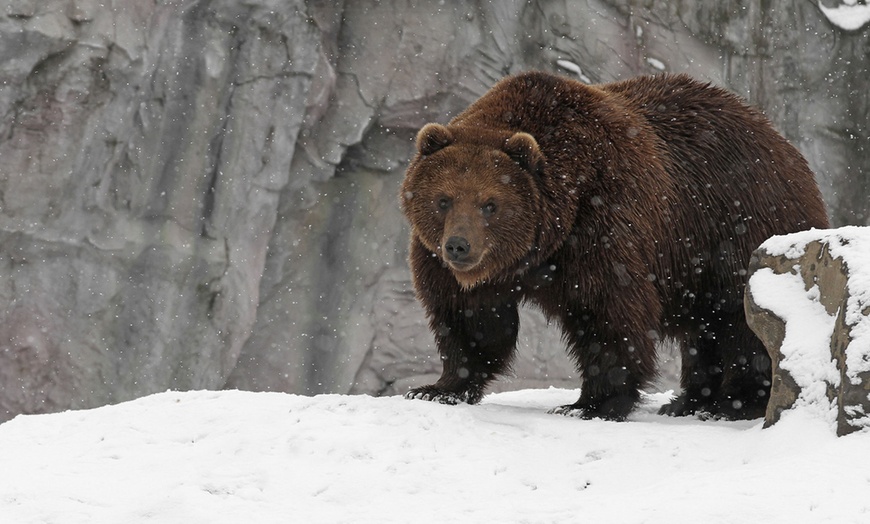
[503,132,544,174]
[416,123,454,156]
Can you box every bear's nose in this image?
[444,236,471,262]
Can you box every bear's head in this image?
[401,123,545,289]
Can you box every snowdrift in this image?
[1,389,868,523]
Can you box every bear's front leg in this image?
[405,300,519,406]
[553,309,658,421]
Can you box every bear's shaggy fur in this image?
[400,71,829,420]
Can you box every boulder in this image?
[745,227,870,435]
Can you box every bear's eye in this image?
[482,202,497,217]
[437,197,452,211]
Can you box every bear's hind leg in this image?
[658,332,724,417]
[660,307,770,419]
[711,310,771,419]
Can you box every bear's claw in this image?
[547,405,590,418]
[404,388,468,405]
[659,393,764,421]
[548,397,634,421]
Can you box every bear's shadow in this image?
[476,389,759,429]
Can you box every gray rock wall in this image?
[0,0,867,420]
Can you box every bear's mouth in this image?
[444,259,478,272]
[444,259,488,289]
[441,253,486,281]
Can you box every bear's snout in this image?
[444,236,471,263]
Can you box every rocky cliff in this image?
[0,0,867,420]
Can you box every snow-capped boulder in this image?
[745,227,870,436]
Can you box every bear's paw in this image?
[658,394,703,418]
[548,404,596,419]
[548,395,637,421]
[404,386,481,405]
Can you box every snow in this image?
[2,388,870,523]
[555,59,592,84]
[646,57,666,71]
[818,0,870,31]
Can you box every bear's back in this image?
[602,74,826,232]
[603,74,829,309]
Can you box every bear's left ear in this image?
[503,132,544,174]
[416,123,454,156]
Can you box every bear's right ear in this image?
[503,132,544,174]
[416,123,453,156]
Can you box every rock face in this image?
[745,228,870,435]
[0,0,319,418]
[0,1,867,420]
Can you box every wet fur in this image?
[400,71,829,420]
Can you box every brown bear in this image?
[399,71,829,421]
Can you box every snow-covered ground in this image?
[1,388,868,523]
